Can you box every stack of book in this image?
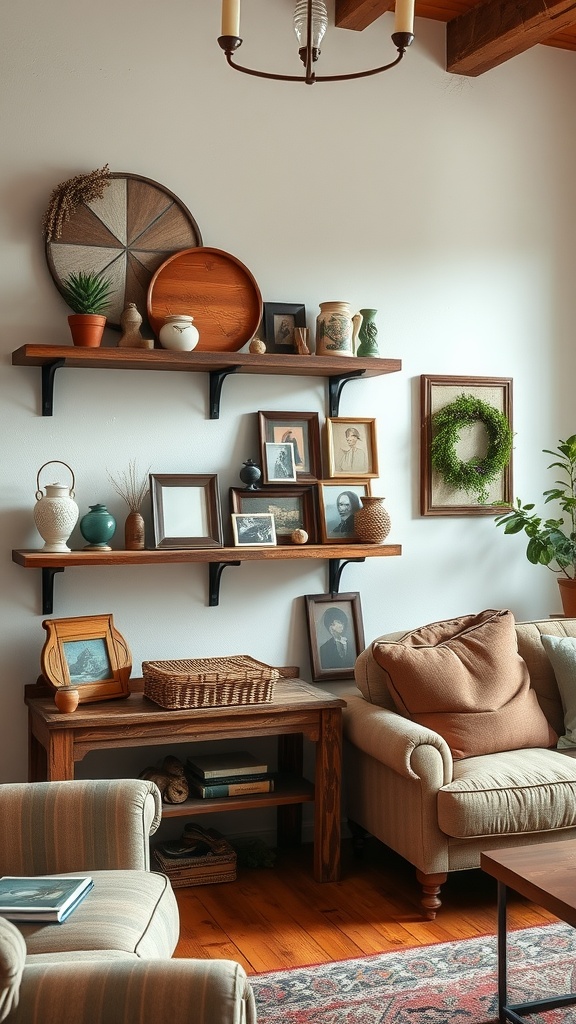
[0,875,93,923]
[185,750,275,798]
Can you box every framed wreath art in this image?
[420,375,513,516]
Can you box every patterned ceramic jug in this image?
[315,302,362,357]
[33,461,79,552]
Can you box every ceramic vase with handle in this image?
[315,302,363,357]
[33,461,79,552]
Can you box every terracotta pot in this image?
[68,314,106,347]
[558,578,576,616]
[54,686,79,714]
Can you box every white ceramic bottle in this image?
[159,315,200,352]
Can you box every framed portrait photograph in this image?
[263,302,306,354]
[325,417,379,479]
[231,512,277,547]
[318,481,372,543]
[230,485,318,544]
[150,474,223,548]
[40,613,132,703]
[305,592,365,683]
[263,442,297,483]
[258,411,321,482]
[420,375,513,517]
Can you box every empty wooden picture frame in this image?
[305,592,365,682]
[40,613,132,703]
[258,411,322,483]
[230,485,318,544]
[325,417,379,479]
[150,474,223,547]
[420,375,513,516]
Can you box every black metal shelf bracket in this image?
[209,366,241,419]
[328,557,365,595]
[327,370,366,417]
[41,360,66,416]
[41,566,64,615]
[208,561,241,606]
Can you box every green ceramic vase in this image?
[80,503,116,550]
[356,309,380,357]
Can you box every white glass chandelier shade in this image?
[293,0,328,60]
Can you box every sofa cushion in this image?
[437,747,576,838]
[18,871,179,962]
[0,917,25,1022]
[540,633,576,748]
[371,609,557,759]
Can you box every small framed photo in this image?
[150,474,223,549]
[40,613,132,703]
[263,442,297,483]
[305,592,365,682]
[230,485,318,544]
[258,411,321,482]
[231,513,277,547]
[318,481,372,542]
[325,417,379,478]
[263,303,306,354]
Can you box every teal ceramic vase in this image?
[80,503,116,550]
[356,309,380,357]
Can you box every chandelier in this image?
[218,0,415,85]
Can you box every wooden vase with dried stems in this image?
[107,461,150,551]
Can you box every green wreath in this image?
[430,393,513,504]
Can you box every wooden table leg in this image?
[277,733,303,847]
[46,731,75,781]
[313,707,342,882]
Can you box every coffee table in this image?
[481,840,576,1024]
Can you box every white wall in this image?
[2,0,576,792]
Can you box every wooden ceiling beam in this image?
[335,0,394,31]
[447,0,576,76]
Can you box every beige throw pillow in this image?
[541,633,576,748]
[372,608,557,759]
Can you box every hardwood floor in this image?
[174,838,558,975]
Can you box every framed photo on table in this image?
[318,480,371,542]
[305,592,365,682]
[258,411,321,483]
[40,613,132,703]
[325,417,378,479]
[230,485,318,544]
[263,303,306,353]
[150,474,223,548]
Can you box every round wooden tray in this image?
[147,247,263,352]
[45,172,203,333]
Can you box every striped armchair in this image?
[0,779,255,1024]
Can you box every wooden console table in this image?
[25,677,345,883]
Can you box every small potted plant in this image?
[495,435,576,615]
[61,270,113,347]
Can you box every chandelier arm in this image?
[314,50,405,82]
[218,36,315,82]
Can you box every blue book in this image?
[0,875,93,922]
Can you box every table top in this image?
[25,677,346,729]
[481,839,576,925]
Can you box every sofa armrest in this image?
[0,919,26,1024]
[0,780,162,875]
[343,692,454,786]
[10,959,255,1024]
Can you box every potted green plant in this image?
[61,270,113,347]
[495,434,576,615]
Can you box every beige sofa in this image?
[343,616,576,918]
[0,779,255,1024]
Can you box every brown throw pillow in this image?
[372,609,557,759]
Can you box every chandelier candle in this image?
[221,0,240,37]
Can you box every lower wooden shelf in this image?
[160,775,314,818]
[12,543,402,613]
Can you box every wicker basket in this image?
[142,655,279,710]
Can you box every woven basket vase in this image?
[354,496,391,544]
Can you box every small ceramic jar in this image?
[159,315,200,352]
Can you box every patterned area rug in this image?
[250,923,576,1024]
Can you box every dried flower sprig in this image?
[107,460,150,513]
[42,164,112,241]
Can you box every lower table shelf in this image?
[160,775,314,818]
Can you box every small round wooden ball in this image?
[291,529,308,545]
[249,338,267,354]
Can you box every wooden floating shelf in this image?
[12,543,402,614]
[12,345,402,418]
